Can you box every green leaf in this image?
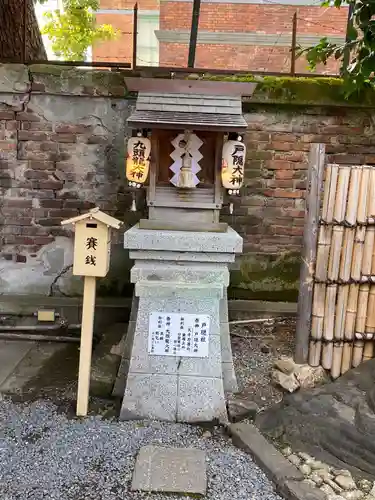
[41,0,118,61]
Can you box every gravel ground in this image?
[231,317,295,410]
[0,396,282,500]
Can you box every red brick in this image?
[266,160,293,170]
[275,170,294,180]
[3,199,32,208]
[0,111,15,120]
[55,124,90,134]
[24,170,49,180]
[51,133,77,143]
[264,189,304,199]
[16,112,41,122]
[40,199,63,208]
[37,180,64,190]
[22,122,53,131]
[29,160,55,171]
[18,130,49,141]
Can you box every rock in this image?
[328,496,345,500]
[273,357,296,375]
[288,453,301,466]
[299,464,312,475]
[202,431,212,438]
[325,478,343,494]
[332,469,352,477]
[294,364,329,389]
[341,490,364,500]
[315,468,333,481]
[321,483,335,496]
[310,473,324,487]
[310,460,330,471]
[304,478,317,488]
[271,370,300,393]
[227,397,259,423]
[357,479,372,493]
[335,475,357,491]
[369,483,375,497]
[281,446,292,457]
[298,451,313,461]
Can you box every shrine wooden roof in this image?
[127,92,248,131]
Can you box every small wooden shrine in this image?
[124,78,256,229]
[116,78,256,423]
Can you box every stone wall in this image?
[235,103,375,301]
[1,63,375,302]
[0,64,135,298]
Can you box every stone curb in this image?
[228,423,326,500]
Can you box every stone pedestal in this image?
[119,225,242,423]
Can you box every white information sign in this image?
[148,312,211,358]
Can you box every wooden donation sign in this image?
[61,208,123,416]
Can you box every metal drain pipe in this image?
[0,324,81,343]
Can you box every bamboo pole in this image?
[353,340,364,367]
[363,341,374,362]
[295,144,326,364]
[322,164,339,223]
[351,227,366,281]
[355,283,370,343]
[331,341,343,379]
[340,227,355,282]
[334,285,349,341]
[311,283,326,340]
[328,226,344,281]
[345,166,362,226]
[322,342,333,370]
[316,226,332,282]
[333,166,351,224]
[341,342,353,374]
[357,167,371,224]
[345,284,359,341]
[309,340,322,367]
[367,167,375,218]
[370,227,375,282]
[323,284,337,342]
[362,226,375,280]
[365,285,375,338]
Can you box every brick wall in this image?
[94,1,347,73]
[0,64,134,297]
[1,64,374,302]
[230,104,374,300]
[158,3,347,73]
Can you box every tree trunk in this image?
[0,0,47,62]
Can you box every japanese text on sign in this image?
[85,236,98,266]
[148,312,211,358]
[130,141,146,180]
[230,143,244,186]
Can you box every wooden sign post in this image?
[61,208,123,416]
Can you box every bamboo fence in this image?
[308,164,375,377]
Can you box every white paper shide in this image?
[148,312,211,357]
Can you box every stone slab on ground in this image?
[230,423,303,484]
[278,480,327,500]
[131,445,207,495]
[229,423,325,500]
[0,340,35,388]
[0,342,66,394]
